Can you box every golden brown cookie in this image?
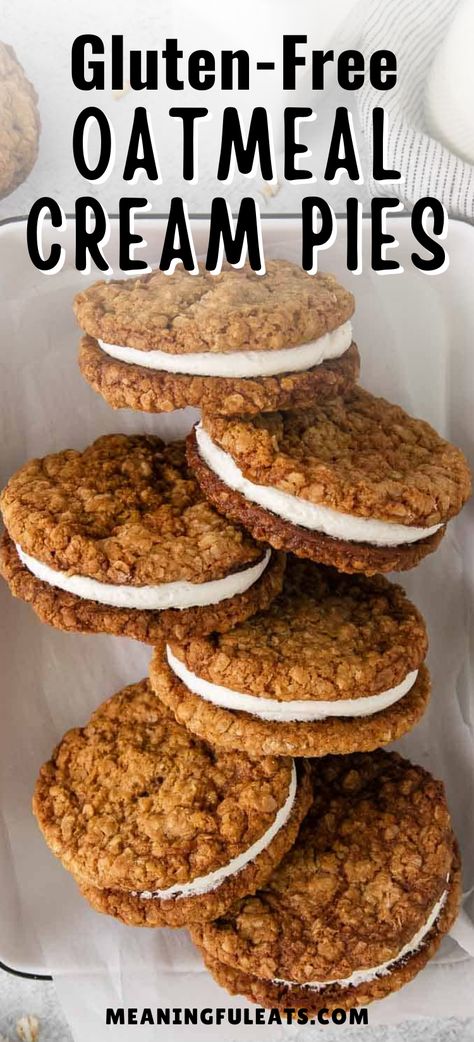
[0,533,284,643]
[149,558,430,757]
[33,680,312,927]
[191,751,460,1013]
[74,262,359,416]
[0,436,284,642]
[74,263,354,353]
[0,43,40,199]
[190,388,471,574]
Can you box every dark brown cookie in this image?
[33,680,312,927]
[189,388,470,574]
[78,336,360,417]
[191,751,460,1012]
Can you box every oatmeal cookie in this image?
[189,389,471,573]
[33,680,311,927]
[75,262,358,415]
[78,335,360,417]
[74,263,354,354]
[149,559,430,757]
[1,437,283,641]
[0,532,284,643]
[0,43,39,199]
[191,751,460,1012]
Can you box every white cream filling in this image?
[166,647,418,722]
[133,762,297,901]
[196,425,443,548]
[98,321,352,378]
[273,881,449,991]
[15,544,271,611]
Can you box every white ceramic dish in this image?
[0,216,473,1031]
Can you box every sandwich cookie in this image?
[191,751,461,1013]
[0,436,284,643]
[150,559,430,757]
[189,388,471,575]
[33,680,312,927]
[74,262,359,416]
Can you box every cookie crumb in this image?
[16,1016,39,1042]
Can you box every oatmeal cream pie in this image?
[74,262,359,416]
[0,436,284,643]
[189,388,471,575]
[150,559,430,757]
[191,751,461,1014]
[33,680,311,927]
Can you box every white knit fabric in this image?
[357,0,474,220]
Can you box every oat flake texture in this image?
[191,750,460,1012]
[75,262,359,415]
[0,436,267,585]
[74,262,354,355]
[33,680,312,927]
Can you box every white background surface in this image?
[0,1,474,1039]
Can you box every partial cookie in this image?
[75,262,359,416]
[78,335,360,417]
[190,388,471,574]
[191,751,460,1013]
[150,559,430,757]
[33,680,312,927]
[0,532,284,643]
[0,436,283,642]
[0,43,40,199]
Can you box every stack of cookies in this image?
[1,260,471,1017]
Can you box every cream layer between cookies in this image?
[166,646,418,721]
[272,880,449,990]
[133,761,297,900]
[196,425,444,548]
[15,544,271,611]
[97,321,352,378]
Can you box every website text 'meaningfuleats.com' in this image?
[105,1006,369,1027]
